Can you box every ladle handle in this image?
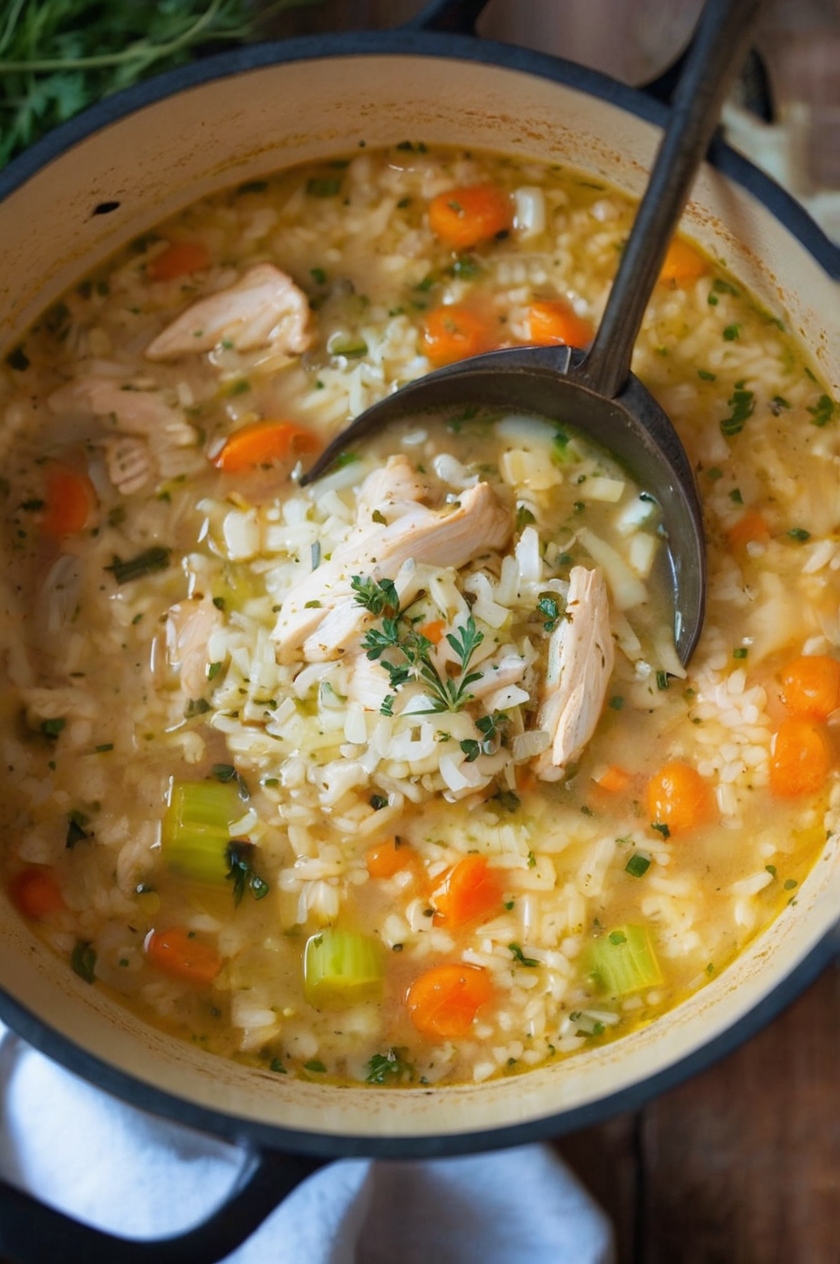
[581,0,765,400]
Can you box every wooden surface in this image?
[555,958,840,1263]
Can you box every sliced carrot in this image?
[40,463,97,538]
[646,760,715,836]
[146,926,222,986]
[658,237,709,286]
[422,303,497,367]
[417,619,446,645]
[595,765,632,795]
[147,241,211,283]
[213,420,320,473]
[769,717,833,798]
[8,867,65,920]
[527,298,593,349]
[428,183,513,250]
[780,655,840,721]
[405,962,495,1039]
[366,837,416,880]
[432,855,504,928]
[727,508,770,555]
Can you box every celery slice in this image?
[162,779,243,884]
[304,929,384,1008]
[588,925,663,997]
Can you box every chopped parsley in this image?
[508,942,539,967]
[807,394,836,427]
[625,853,651,878]
[225,841,269,906]
[365,1048,413,1084]
[720,387,755,437]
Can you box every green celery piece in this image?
[589,925,663,997]
[162,780,243,884]
[304,929,384,1008]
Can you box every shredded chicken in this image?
[165,598,223,699]
[48,376,196,446]
[144,263,313,361]
[101,436,154,495]
[533,566,615,781]
[273,468,511,663]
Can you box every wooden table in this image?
[555,959,840,1263]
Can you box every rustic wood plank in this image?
[558,961,840,1264]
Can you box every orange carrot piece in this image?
[658,237,709,286]
[40,463,97,538]
[214,420,320,473]
[780,655,840,720]
[146,926,222,986]
[9,867,64,920]
[595,765,632,794]
[769,717,833,798]
[432,855,504,928]
[417,619,446,645]
[366,837,415,880]
[422,304,497,367]
[405,962,494,1039]
[527,298,593,349]
[727,508,770,555]
[428,183,513,250]
[646,760,715,836]
[147,241,211,283]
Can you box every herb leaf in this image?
[105,546,171,585]
[225,841,269,905]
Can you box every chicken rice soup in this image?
[1,145,837,1088]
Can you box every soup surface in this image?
[1,145,838,1088]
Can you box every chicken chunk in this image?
[144,263,312,361]
[533,566,615,781]
[101,436,154,495]
[165,598,223,699]
[273,477,511,663]
[48,376,196,447]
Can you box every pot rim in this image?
[0,29,838,280]
[1,924,836,1159]
[1,29,839,1159]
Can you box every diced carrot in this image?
[8,867,64,920]
[658,237,709,286]
[213,420,320,473]
[432,855,504,928]
[595,765,632,794]
[727,508,770,555]
[428,183,513,250]
[646,760,715,836]
[780,655,840,721]
[417,619,446,645]
[40,463,97,538]
[146,926,222,986]
[527,298,593,349]
[405,962,495,1039]
[769,717,833,798]
[366,837,415,880]
[422,303,497,367]
[147,241,211,283]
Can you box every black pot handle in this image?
[0,1149,327,1264]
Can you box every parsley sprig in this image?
[352,575,484,714]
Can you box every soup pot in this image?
[1,4,839,1260]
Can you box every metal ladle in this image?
[302,0,765,665]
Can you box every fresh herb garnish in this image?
[808,394,836,427]
[66,810,90,848]
[508,942,539,967]
[353,575,484,713]
[515,504,536,531]
[625,853,651,878]
[365,1048,413,1084]
[722,323,741,341]
[105,546,171,585]
[39,716,65,739]
[70,940,96,984]
[225,841,269,905]
[307,177,341,197]
[537,593,561,632]
[720,387,755,437]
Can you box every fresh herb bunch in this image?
[351,574,485,715]
[0,0,316,168]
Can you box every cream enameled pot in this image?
[1,9,839,1262]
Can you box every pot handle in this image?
[0,1149,327,1264]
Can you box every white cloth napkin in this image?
[0,1022,614,1263]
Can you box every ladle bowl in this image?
[303,0,766,666]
